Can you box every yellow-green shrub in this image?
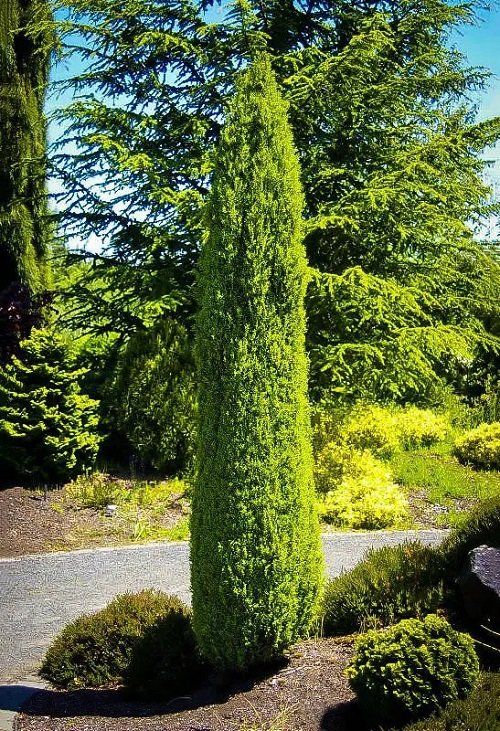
[317,450,408,529]
[314,441,352,493]
[343,405,400,457]
[397,407,450,448]
[454,422,500,470]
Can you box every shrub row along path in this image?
[0,530,446,682]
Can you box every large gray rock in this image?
[459,545,500,626]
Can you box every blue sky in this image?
[450,4,500,123]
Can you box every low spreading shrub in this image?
[322,542,442,636]
[397,407,450,449]
[402,672,500,731]
[343,404,400,457]
[317,450,408,529]
[125,601,204,700]
[40,590,190,689]
[347,614,480,724]
[439,495,500,574]
[314,441,352,494]
[454,422,500,470]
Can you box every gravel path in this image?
[0,530,446,682]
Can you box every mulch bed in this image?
[18,639,361,731]
[0,486,90,557]
[0,485,185,558]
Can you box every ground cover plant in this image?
[322,542,443,636]
[56,472,191,544]
[401,672,500,731]
[190,54,323,673]
[391,446,500,526]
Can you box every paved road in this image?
[0,530,446,682]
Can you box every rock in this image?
[459,545,500,626]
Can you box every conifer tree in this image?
[0,329,101,483]
[39,0,500,404]
[0,0,52,298]
[190,55,323,672]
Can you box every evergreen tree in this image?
[37,0,500,403]
[190,56,323,672]
[0,0,52,300]
[0,329,101,483]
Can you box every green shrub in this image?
[317,450,408,529]
[322,543,442,636]
[110,319,196,475]
[402,672,500,731]
[0,329,101,483]
[439,495,500,574]
[347,614,480,724]
[125,602,204,700]
[343,404,400,457]
[40,590,184,689]
[454,422,500,470]
[191,56,323,672]
[397,407,450,449]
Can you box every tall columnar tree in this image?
[191,55,323,672]
[0,0,52,303]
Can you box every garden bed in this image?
[0,480,188,558]
[18,639,500,731]
[19,638,357,731]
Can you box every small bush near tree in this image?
[317,449,408,529]
[191,56,323,672]
[454,422,500,470]
[125,604,204,700]
[322,543,442,636]
[0,329,100,483]
[40,590,186,689]
[347,614,480,724]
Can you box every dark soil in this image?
[0,487,88,557]
[0,486,185,558]
[18,639,359,731]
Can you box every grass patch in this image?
[390,445,500,527]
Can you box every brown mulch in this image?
[0,486,95,557]
[18,639,360,731]
[0,486,185,558]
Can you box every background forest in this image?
[1,0,500,542]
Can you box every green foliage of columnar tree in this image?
[0,329,101,483]
[191,55,323,672]
[0,0,52,296]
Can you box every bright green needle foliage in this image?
[191,55,323,672]
[0,329,101,483]
[0,0,52,295]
